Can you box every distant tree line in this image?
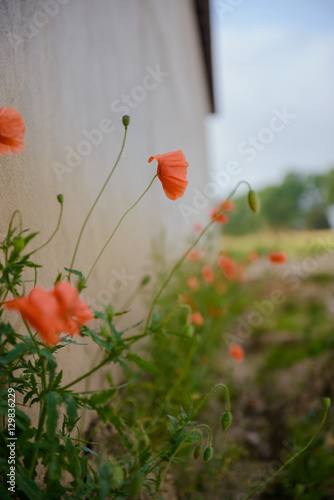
[224,169,334,235]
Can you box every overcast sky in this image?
[207,0,334,193]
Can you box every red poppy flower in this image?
[3,283,93,345]
[201,264,214,283]
[229,344,244,362]
[268,251,287,264]
[187,276,200,291]
[217,255,237,280]
[220,199,235,213]
[0,107,25,155]
[211,208,229,225]
[248,251,259,263]
[191,311,204,326]
[148,150,189,200]
[193,223,203,233]
[186,249,205,262]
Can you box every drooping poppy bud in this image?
[248,189,260,214]
[203,446,213,462]
[221,411,232,430]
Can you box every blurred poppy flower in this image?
[3,282,93,345]
[218,255,237,280]
[248,251,259,263]
[211,208,229,225]
[148,150,189,200]
[187,276,200,291]
[220,199,235,212]
[186,249,205,262]
[0,107,25,155]
[193,222,203,233]
[268,251,287,264]
[201,264,214,283]
[228,343,244,362]
[191,311,204,326]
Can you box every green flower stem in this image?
[28,400,47,478]
[194,423,212,447]
[4,210,23,265]
[62,355,111,391]
[84,173,159,284]
[28,357,48,479]
[242,406,330,500]
[68,126,128,277]
[154,424,208,499]
[144,180,249,332]
[192,383,230,419]
[30,201,63,255]
[147,342,197,434]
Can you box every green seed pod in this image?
[194,445,202,460]
[221,411,232,430]
[323,397,331,410]
[57,194,64,204]
[13,237,25,252]
[248,189,260,214]
[184,324,194,338]
[203,446,213,462]
[141,275,151,286]
[122,115,130,127]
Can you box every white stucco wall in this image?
[0,0,211,390]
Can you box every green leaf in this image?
[65,439,81,479]
[45,392,62,441]
[0,342,29,365]
[64,395,78,431]
[81,446,99,457]
[88,389,116,408]
[125,353,163,376]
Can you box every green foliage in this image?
[226,170,334,234]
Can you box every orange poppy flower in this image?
[220,199,235,213]
[217,255,237,280]
[3,283,93,345]
[268,251,287,264]
[148,150,189,200]
[193,222,203,233]
[228,343,244,362]
[191,311,204,326]
[201,264,214,283]
[186,249,205,262]
[187,276,200,291]
[211,208,229,225]
[0,107,25,155]
[248,251,259,263]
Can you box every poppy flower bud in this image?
[57,194,64,204]
[13,237,25,253]
[194,445,202,460]
[323,397,331,410]
[203,446,213,462]
[141,275,151,286]
[221,411,232,430]
[184,324,194,338]
[122,115,130,127]
[248,189,260,214]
